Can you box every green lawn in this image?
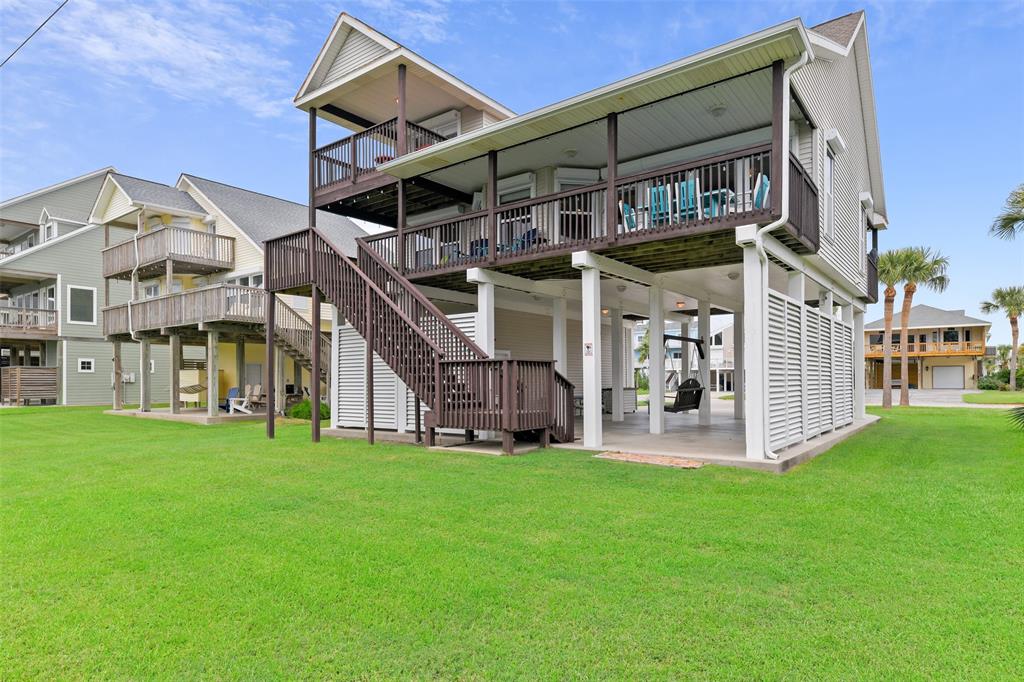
[964,390,1024,405]
[2,407,1022,678]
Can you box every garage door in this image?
[932,366,965,389]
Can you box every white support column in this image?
[610,307,624,422]
[787,270,805,303]
[206,331,219,418]
[580,266,603,448]
[697,299,711,426]
[853,308,865,420]
[732,313,744,419]
[476,281,495,357]
[139,339,151,413]
[552,297,567,373]
[741,245,766,459]
[648,285,665,435]
[819,290,834,318]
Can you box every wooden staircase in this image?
[265,227,574,452]
[271,296,330,385]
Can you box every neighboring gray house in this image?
[0,167,178,405]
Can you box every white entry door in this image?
[932,366,965,389]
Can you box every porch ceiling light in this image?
[708,104,728,118]
[675,301,686,309]
[601,308,609,315]
[727,271,740,281]
[562,148,577,158]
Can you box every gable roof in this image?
[109,174,206,215]
[1,167,114,227]
[810,11,864,49]
[866,304,991,330]
[178,175,366,257]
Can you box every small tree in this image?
[989,184,1024,240]
[981,286,1024,391]
[896,248,949,406]
[637,328,650,364]
[876,250,906,409]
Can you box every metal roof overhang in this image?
[378,20,811,178]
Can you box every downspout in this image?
[750,50,811,459]
[127,212,143,342]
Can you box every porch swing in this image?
[662,333,705,413]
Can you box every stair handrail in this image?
[308,228,444,358]
[355,237,487,360]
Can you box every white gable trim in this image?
[295,13,399,102]
[176,176,264,255]
[1,166,114,210]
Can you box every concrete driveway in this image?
[865,389,1008,409]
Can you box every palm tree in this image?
[876,250,906,409]
[896,248,949,406]
[981,286,1024,390]
[990,184,1024,240]
[637,328,650,364]
[996,344,1012,371]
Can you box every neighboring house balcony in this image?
[865,341,985,358]
[0,307,58,340]
[103,284,329,379]
[102,226,235,281]
[313,118,448,210]
[0,246,16,261]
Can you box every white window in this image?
[824,149,835,239]
[228,273,263,288]
[43,222,56,241]
[46,286,55,310]
[144,284,160,299]
[150,359,156,374]
[66,285,96,325]
[78,358,95,373]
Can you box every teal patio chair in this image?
[648,184,672,224]
[752,173,770,209]
[618,200,638,231]
[675,176,703,221]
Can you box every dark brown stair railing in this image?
[266,226,576,450]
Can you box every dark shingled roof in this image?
[111,174,205,214]
[810,10,864,47]
[866,304,991,330]
[181,175,366,257]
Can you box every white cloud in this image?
[344,0,451,45]
[1,0,297,118]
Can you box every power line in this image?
[0,0,71,70]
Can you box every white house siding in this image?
[2,172,108,225]
[96,182,134,225]
[323,30,389,87]
[792,37,874,292]
[765,290,854,451]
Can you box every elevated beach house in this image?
[865,305,990,389]
[0,168,177,406]
[93,172,364,421]
[264,11,886,462]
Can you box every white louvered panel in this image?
[785,299,804,444]
[817,312,834,432]
[835,320,854,427]
[766,293,789,450]
[335,324,399,430]
[805,312,822,435]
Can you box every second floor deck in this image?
[865,341,985,358]
[0,307,58,340]
[103,226,235,281]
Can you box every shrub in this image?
[635,370,650,392]
[287,399,329,421]
[978,375,1008,391]
[987,367,1024,387]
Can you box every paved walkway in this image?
[865,389,1010,409]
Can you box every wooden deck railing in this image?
[314,118,445,191]
[0,366,58,405]
[267,226,575,449]
[865,250,879,303]
[865,341,985,357]
[0,307,57,336]
[102,226,235,278]
[366,144,803,277]
[102,285,328,376]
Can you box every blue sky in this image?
[1,0,1022,342]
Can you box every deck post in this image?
[275,348,286,416]
[169,333,181,414]
[139,340,151,412]
[486,150,497,264]
[309,107,317,226]
[165,260,174,295]
[266,291,276,438]
[648,286,665,435]
[697,299,711,426]
[606,112,618,243]
[610,307,624,422]
[740,243,766,459]
[312,286,322,442]
[733,313,744,419]
[476,281,495,356]
[365,285,375,445]
[396,179,406,273]
[112,341,123,410]
[552,297,567,373]
[580,264,603,448]
[236,340,245,393]
[206,331,219,418]
[770,59,784,216]
[396,63,407,156]
[414,400,422,443]
[854,309,866,419]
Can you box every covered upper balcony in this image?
[295,14,514,217]
[102,225,235,280]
